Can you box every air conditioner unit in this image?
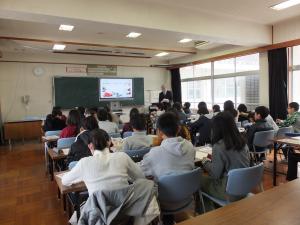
[194,41,210,49]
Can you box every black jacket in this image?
[43,114,66,132]
[159,91,173,103]
[247,119,273,151]
[66,130,92,166]
[189,115,212,146]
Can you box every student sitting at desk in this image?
[122,114,152,151]
[43,108,66,132]
[183,102,191,115]
[121,108,139,136]
[277,102,300,133]
[97,109,119,134]
[140,112,195,181]
[173,102,187,123]
[247,106,273,154]
[60,109,81,138]
[66,116,99,166]
[62,129,145,195]
[201,112,250,208]
[189,102,213,146]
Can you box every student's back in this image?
[141,137,195,180]
[140,112,195,181]
[43,109,66,132]
[97,109,118,134]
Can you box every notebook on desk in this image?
[43,135,59,141]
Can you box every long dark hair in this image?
[197,102,209,115]
[224,100,238,118]
[67,109,81,133]
[211,112,246,151]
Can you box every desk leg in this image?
[9,139,12,150]
[63,194,66,212]
[74,192,80,221]
[57,187,61,199]
[48,155,54,181]
[273,144,278,186]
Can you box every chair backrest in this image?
[158,168,202,203]
[276,126,293,139]
[123,131,133,138]
[253,130,275,148]
[57,137,76,150]
[241,120,249,128]
[226,163,264,197]
[124,148,151,162]
[109,132,121,138]
[45,130,61,137]
[68,161,78,170]
[236,122,242,128]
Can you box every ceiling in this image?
[0,18,231,61]
[139,0,300,25]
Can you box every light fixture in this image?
[52,44,66,50]
[155,52,169,57]
[59,24,74,31]
[126,32,142,38]
[179,38,193,43]
[271,0,300,10]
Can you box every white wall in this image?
[273,16,300,43]
[0,52,170,122]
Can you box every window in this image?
[292,71,300,104]
[180,53,260,110]
[214,58,235,75]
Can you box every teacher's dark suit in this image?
[159,90,173,103]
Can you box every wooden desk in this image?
[4,120,42,147]
[273,138,300,186]
[178,179,300,225]
[47,148,67,180]
[54,171,87,219]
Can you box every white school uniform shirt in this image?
[61,148,145,195]
[98,120,119,134]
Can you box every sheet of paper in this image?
[195,146,212,155]
[291,136,300,140]
[62,148,70,155]
[44,135,59,141]
[195,151,208,160]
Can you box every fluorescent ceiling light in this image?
[53,44,66,50]
[271,0,300,10]
[179,38,192,43]
[155,52,169,57]
[126,32,142,38]
[59,24,74,31]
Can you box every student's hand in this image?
[276,119,283,124]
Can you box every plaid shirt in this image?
[280,112,300,127]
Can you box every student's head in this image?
[224,100,238,118]
[156,112,179,138]
[88,129,111,154]
[52,108,62,118]
[97,109,109,121]
[130,113,146,131]
[197,102,209,115]
[212,104,221,113]
[254,106,269,121]
[129,108,139,120]
[67,109,81,127]
[183,102,191,109]
[211,112,246,151]
[248,112,255,123]
[104,105,111,113]
[81,116,99,131]
[173,102,182,111]
[288,102,299,115]
[77,106,85,117]
[224,100,235,111]
[237,104,248,113]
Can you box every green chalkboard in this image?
[53,77,144,109]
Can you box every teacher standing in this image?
[159,84,173,104]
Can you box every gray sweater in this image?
[203,140,250,180]
[122,131,152,151]
[140,137,195,181]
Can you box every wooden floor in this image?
[0,141,289,225]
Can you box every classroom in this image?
[0,0,300,224]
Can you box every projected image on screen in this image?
[100,78,133,100]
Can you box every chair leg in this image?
[199,191,206,213]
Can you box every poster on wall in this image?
[66,65,87,74]
[87,65,117,76]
